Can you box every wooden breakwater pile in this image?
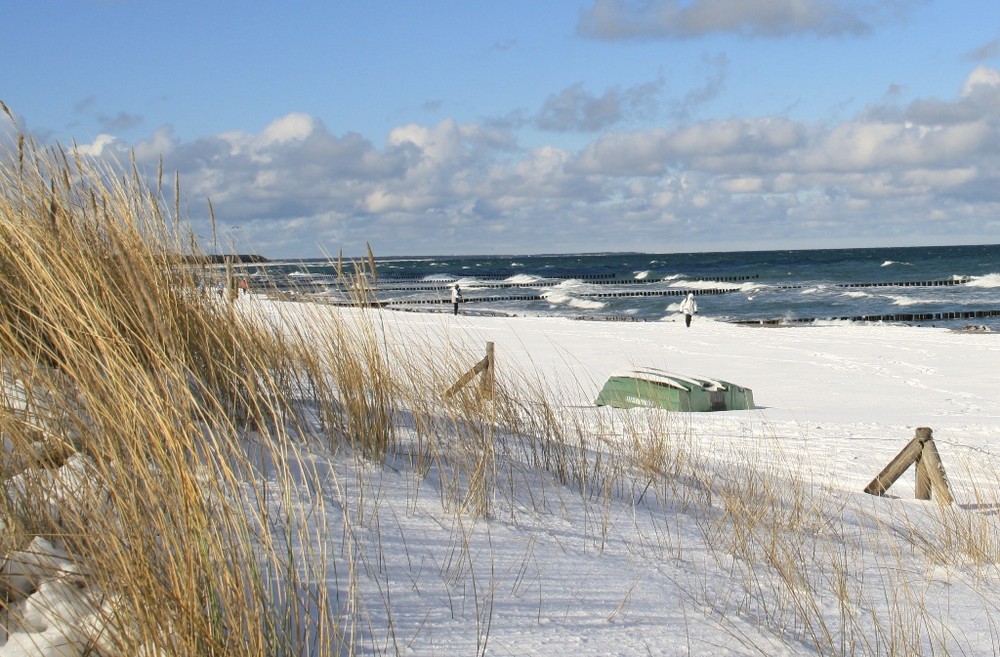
[735,309,1000,326]
[266,273,981,319]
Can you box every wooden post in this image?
[480,342,495,399]
[444,342,495,399]
[863,428,927,496]
[920,436,953,505]
[863,427,953,505]
[914,458,932,501]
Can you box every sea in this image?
[240,244,1000,331]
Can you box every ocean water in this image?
[244,244,1000,330]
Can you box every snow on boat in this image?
[594,368,754,412]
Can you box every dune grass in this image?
[0,112,355,654]
[3,109,1000,655]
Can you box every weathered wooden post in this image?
[480,341,495,400]
[919,435,953,504]
[864,427,953,504]
[863,427,929,496]
[914,457,932,501]
[444,342,496,399]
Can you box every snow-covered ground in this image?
[7,302,1000,655]
[281,305,1000,655]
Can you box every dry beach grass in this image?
[2,109,1000,655]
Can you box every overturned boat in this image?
[595,368,754,412]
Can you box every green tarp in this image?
[594,369,754,412]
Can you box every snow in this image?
[6,302,1000,656]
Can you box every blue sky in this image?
[3,0,1000,258]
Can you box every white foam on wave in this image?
[541,290,605,310]
[634,270,650,280]
[966,273,1000,288]
[881,260,913,267]
[887,294,921,307]
[506,274,541,284]
[673,279,749,292]
[841,290,870,299]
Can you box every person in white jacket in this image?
[679,292,697,327]
[450,284,463,315]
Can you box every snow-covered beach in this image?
[6,299,1000,656]
[263,302,1000,655]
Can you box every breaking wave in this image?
[966,273,1000,288]
[542,290,605,310]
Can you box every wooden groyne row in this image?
[578,274,759,285]
[341,286,744,307]
[373,281,557,292]
[837,277,970,288]
[772,277,970,292]
[275,274,961,295]
[734,308,1000,325]
[576,288,739,299]
[327,296,541,307]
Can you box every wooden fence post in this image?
[863,427,929,496]
[863,427,952,504]
[479,341,495,399]
[444,342,495,399]
[914,457,932,501]
[919,437,953,504]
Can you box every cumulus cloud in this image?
[960,65,1000,97]
[577,0,913,40]
[74,134,120,157]
[259,113,316,145]
[56,65,1000,256]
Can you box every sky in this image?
[3,0,1000,259]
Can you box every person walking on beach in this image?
[679,292,697,327]
[451,283,463,315]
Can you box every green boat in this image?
[594,368,754,412]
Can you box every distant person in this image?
[451,283,463,315]
[679,292,697,327]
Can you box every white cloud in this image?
[67,65,1000,257]
[259,113,316,145]
[960,65,1000,97]
[133,126,176,161]
[74,134,119,157]
[575,130,672,175]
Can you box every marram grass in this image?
[0,115,352,654]
[3,108,1000,656]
